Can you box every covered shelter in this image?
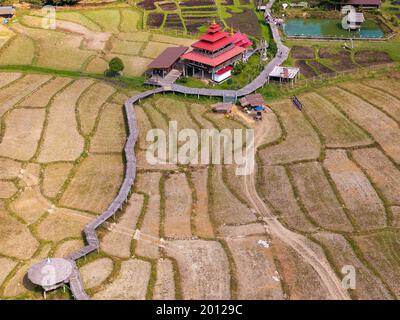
[0,6,16,18]
[146,46,188,78]
[212,102,233,113]
[28,258,74,296]
[345,11,365,30]
[268,66,300,85]
[239,93,266,108]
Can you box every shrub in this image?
[105,57,124,77]
[109,57,124,73]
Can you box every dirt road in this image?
[242,129,350,300]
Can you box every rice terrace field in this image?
[1,69,400,300]
[0,0,400,303]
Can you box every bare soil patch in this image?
[54,239,85,257]
[259,100,321,165]
[93,259,151,300]
[210,165,256,226]
[294,60,316,78]
[110,39,142,55]
[135,105,153,150]
[38,79,93,163]
[300,92,372,148]
[0,108,45,161]
[259,165,316,233]
[19,77,73,108]
[180,0,215,6]
[314,231,392,300]
[165,14,184,29]
[85,57,109,74]
[290,162,353,232]
[0,205,39,260]
[0,257,17,287]
[353,231,400,297]
[191,168,214,238]
[354,50,392,66]
[0,73,21,89]
[61,154,124,214]
[2,245,50,298]
[90,103,126,153]
[101,193,144,258]
[42,162,74,199]
[56,19,111,51]
[218,223,266,238]
[154,258,175,300]
[0,74,52,117]
[164,173,192,238]
[159,2,177,10]
[80,258,114,289]
[339,82,400,122]
[18,162,41,188]
[77,82,116,136]
[37,207,92,242]
[165,240,231,299]
[227,236,283,299]
[225,9,261,37]
[318,48,356,71]
[392,206,400,228]
[0,158,21,179]
[291,46,315,59]
[320,87,400,164]
[137,0,158,10]
[147,13,164,28]
[363,78,400,100]
[134,172,162,259]
[0,181,17,199]
[352,148,400,205]
[324,149,386,230]
[308,60,334,74]
[254,111,282,146]
[9,187,51,224]
[272,238,331,299]
[184,17,209,33]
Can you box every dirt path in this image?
[242,130,350,300]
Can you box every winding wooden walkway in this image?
[58,0,289,300]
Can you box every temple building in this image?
[181,23,252,83]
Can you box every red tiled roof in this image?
[232,32,252,48]
[215,65,233,75]
[200,31,229,42]
[181,46,245,67]
[192,36,234,52]
[208,23,222,33]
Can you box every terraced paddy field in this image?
[1,71,400,300]
[0,7,196,77]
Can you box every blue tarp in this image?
[254,106,265,111]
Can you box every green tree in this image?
[109,57,124,73]
[105,57,125,77]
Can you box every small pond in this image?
[283,19,384,39]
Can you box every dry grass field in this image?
[1,70,400,301]
[0,72,129,299]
